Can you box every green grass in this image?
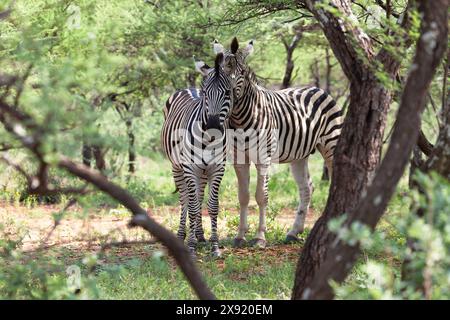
[0,151,412,300]
[94,249,297,299]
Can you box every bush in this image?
[332,172,450,299]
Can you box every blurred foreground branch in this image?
[0,90,215,300]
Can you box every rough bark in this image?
[293,0,448,299]
[293,79,393,295]
[292,0,414,298]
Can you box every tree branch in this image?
[298,0,448,299]
[417,130,434,157]
[0,98,215,300]
[302,0,374,82]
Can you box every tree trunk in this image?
[292,0,416,298]
[425,88,450,178]
[82,143,105,172]
[82,142,92,167]
[293,78,392,296]
[281,52,295,89]
[292,0,447,299]
[126,118,136,174]
[402,54,449,291]
[281,34,301,89]
[92,145,106,172]
[281,23,319,89]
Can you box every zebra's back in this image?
[267,86,343,163]
[161,88,201,168]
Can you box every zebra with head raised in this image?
[215,37,343,247]
[161,52,234,257]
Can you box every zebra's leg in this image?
[185,173,201,257]
[207,166,225,257]
[286,158,311,242]
[196,178,207,243]
[252,163,269,248]
[172,168,188,241]
[317,144,334,180]
[233,163,250,247]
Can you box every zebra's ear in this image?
[213,39,225,54]
[194,59,211,76]
[230,37,239,54]
[242,40,254,57]
[215,52,224,72]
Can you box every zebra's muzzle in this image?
[206,115,223,133]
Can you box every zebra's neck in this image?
[200,98,208,129]
[230,79,268,129]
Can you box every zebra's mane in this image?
[200,68,223,89]
[246,67,260,85]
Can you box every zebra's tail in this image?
[172,186,179,194]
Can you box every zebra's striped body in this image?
[229,85,341,164]
[222,38,343,246]
[161,54,233,256]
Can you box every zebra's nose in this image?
[206,115,222,132]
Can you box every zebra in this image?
[215,37,343,247]
[161,52,234,257]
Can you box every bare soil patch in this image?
[0,202,318,263]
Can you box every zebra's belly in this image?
[271,133,320,164]
[227,128,319,165]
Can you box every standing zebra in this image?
[161,52,234,257]
[217,37,343,247]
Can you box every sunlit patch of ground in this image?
[0,201,317,262]
[0,200,322,299]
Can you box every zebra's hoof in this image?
[249,238,266,248]
[233,237,247,248]
[284,234,300,243]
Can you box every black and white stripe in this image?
[221,38,343,245]
[161,53,233,256]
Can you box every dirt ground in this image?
[0,202,318,260]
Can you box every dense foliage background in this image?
[0,0,448,299]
